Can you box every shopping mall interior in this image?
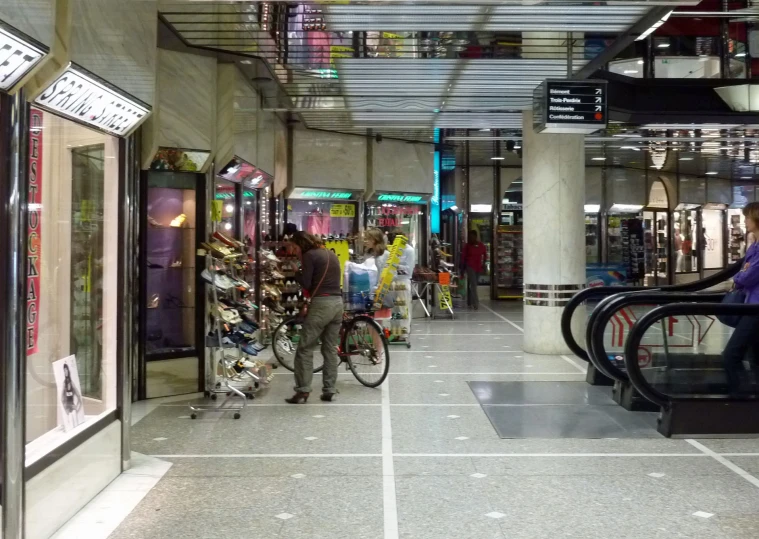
[3,0,759,538]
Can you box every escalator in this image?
[586,291,726,412]
[624,301,759,437]
[560,261,742,386]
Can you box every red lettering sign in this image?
[27,108,42,355]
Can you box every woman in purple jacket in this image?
[725,202,759,395]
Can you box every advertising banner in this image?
[27,108,43,354]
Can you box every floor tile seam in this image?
[479,304,525,333]
[381,377,400,539]
[146,452,711,459]
[686,439,759,490]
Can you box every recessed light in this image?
[679,157,694,161]
[705,172,718,175]
[741,176,752,179]
[491,157,505,160]
[657,43,670,49]
[623,70,639,74]
[592,157,606,161]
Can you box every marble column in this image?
[522,110,586,355]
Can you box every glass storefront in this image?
[365,201,426,265]
[25,109,119,455]
[702,209,725,270]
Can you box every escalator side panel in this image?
[660,399,759,437]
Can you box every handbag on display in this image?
[298,250,330,320]
[717,288,746,328]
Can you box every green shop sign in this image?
[377,193,424,203]
[300,191,353,199]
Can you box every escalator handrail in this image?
[561,286,646,361]
[560,259,743,362]
[623,301,759,408]
[587,292,727,383]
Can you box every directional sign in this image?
[533,79,608,134]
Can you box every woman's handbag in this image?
[717,288,746,328]
[298,251,330,320]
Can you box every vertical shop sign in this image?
[27,108,43,354]
[431,151,441,233]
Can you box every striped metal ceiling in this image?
[159,0,700,139]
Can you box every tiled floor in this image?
[63,302,759,538]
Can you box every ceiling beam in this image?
[573,6,673,80]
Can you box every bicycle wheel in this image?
[342,315,390,388]
[272,317,325,373]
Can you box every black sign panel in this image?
[533,79,608,134]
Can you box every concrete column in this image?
[522,110,585,354]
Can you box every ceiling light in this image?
[623,70,639,74]
[705,172,718,175]
[584,204,601,213]
[637,59,644,65]
[491,156,505,160]
[679,157,694,161]
[657,43,670,49]
[592,157,606,161]
[741,176,752,179]
[736,52,747,58]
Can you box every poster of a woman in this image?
[53,355,85,431]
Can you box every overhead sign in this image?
[533,79,608,134]
[290,187,359,200]
[35,65,150,136]
[0,25,46,91]
[377,193,426,203]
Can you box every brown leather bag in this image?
[299,250,330,320]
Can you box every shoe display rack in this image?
[191,233,271,420]
[260,241,303,343]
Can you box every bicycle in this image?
[272,301,390,388]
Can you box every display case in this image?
[607,213,645,284]
[495,225,523,298]
[470,216,492,286]
[142,172,201,358]
[728,209,747,263]
[585,211,600,264]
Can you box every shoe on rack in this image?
[213,231,244,249]
[170,213,187,228]
[241,342,259,356]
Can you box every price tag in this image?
[330,204,355,218]
[211,200,223,222]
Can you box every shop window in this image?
[702,210,724,270]
[26,111,118,457]
[675,210,699,273]
[287,199,356,238]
